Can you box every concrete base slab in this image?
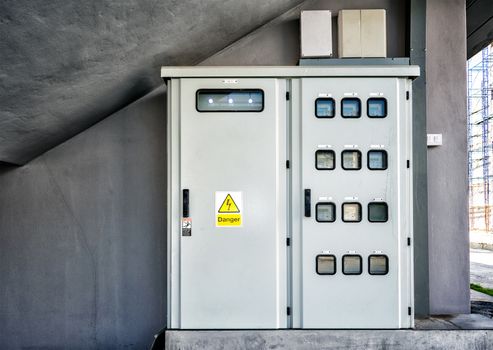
[152,315,493,349]
[158,329,493,350]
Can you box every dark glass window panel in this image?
[316,150,336,170]
[197,89,264,112]
[343,255,362,275]
[316,203,336,222]
[368,150,388,170]
[316,255,336,275]
[342,202,362,222]
[369,255,389,275]
[367,98,387,118]
[342,150,362,170]
[341,98,361,118]
[315,98,335,118]
[368,202,388,222]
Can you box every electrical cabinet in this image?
[300,10,333,58]
[338,9,387,58]
[162,65,419,329]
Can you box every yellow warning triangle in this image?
[218,194,240,213]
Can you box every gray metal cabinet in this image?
[163,66,418,329]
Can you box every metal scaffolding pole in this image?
[468,45,493,232]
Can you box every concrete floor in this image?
[159,327,493,350]
[470,248,493,290]
[416,314,493,330]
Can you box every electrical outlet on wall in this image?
[427,134,443,146]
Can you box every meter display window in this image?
[367,98,387,118]
[315,98,335,118]
[369,255,389,275]
[316,202,336,222]
[341,98,361,118]
[342,150,362,170]
[342,202,362,222]
[368,150,388,170]
[196,89,264,112]
[368,202,388,222]
[342,255,362,275]
[316,255,336,275]
[316,150,335,170]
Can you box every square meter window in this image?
[343,255,362,275]
[316,150,335,170]
[368,150,388,170]
[316,202,336,222]
[316,255,336,275]
[368,202,388,222]
[342,150,362,170]
[369,255,389,275]
[315,98,335,118]
[341,98,361,118]
[367,98,387,118]
[342,202,362,222]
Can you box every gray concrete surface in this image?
[471,248,493,290]
[466,0,493,58]
[471,231,493,251]
[426,0,470,314]
[162,329,493,350]
[0,0,302,165]
[0,88,167,349]
[410,0,429,317]
[202,0,407,66]
[471,289,493,302]
[416,314,493,329]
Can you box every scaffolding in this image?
[468,45,493,232]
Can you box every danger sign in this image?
[215,191,243,227]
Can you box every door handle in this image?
[183,189,190,218]
[304,189,311,217]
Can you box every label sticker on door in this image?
[215,191,243,227]
[182,218,192,236]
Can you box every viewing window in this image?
[316,150,336,170]
[369,255,389,275]
[342,255,362,275]
[316,202,336,222]
[341,98,361,118]
[368,150,388,170]
[342,202,362,222]
[316,255,336,275]
[368,202,388,222]
[315,98,335,118]
[367,98,387,118]
[342,150,362,170]
[196,89,264,112]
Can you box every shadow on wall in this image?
[0,87,168,349]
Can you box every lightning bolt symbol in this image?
[226,199,231,211]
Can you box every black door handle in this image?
[304,189,311,217]
[183,189,189,218]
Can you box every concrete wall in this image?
[202,0,407,65]
[466,0,493,58]
[0,88,167,349]
[426,0,469,314]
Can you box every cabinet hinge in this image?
[286,160,290,169]
[286,237,291,246]
[407,237,411,246]
[286,91,290,100]
[406,160,410,168]
[408,307,412,316]
[406,91,410,100]
[287,307,291,316]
